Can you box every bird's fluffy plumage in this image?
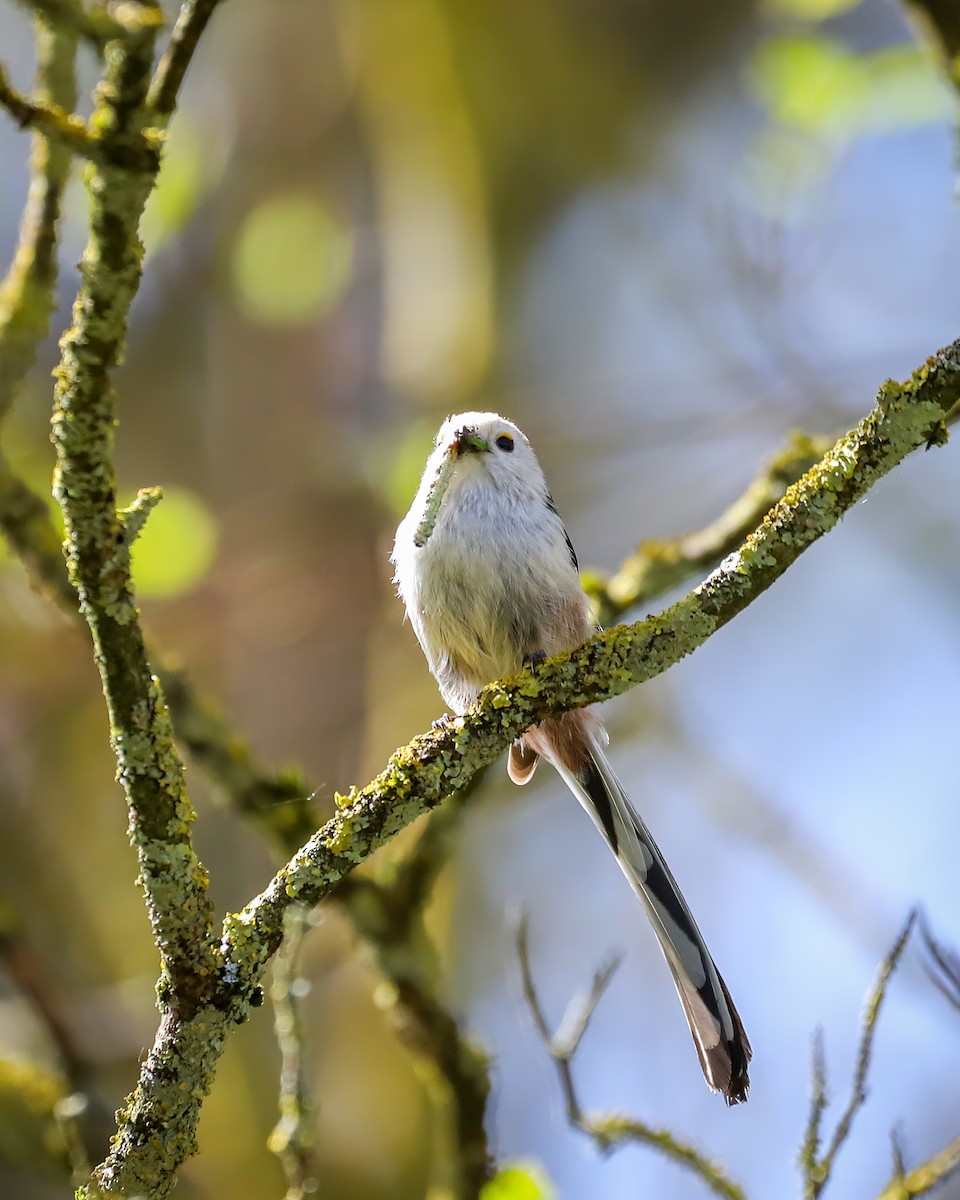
[392,411,751,1103]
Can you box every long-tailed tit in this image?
[392,411,751,1103]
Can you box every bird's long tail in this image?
[524,717,752,1104]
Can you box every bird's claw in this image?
[522,650,546,674]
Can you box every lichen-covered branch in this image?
[51,0,220,1019]
[22,4,231,1195]
[516,914,746,1200]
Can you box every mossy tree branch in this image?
[6,0,229,1193]
[51,0,220,1023]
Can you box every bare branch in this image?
[147,0,226,124]
[800,912,917,1200]
[515,914,747,1200]
[918,912,960,1014]
[799,1028,828,1194]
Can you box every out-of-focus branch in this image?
[159,666,320,857]
[268,906,319,1200]
[874,1136,960,1199]
[0,60,95,158]
[0,17,77,414]
[800,913,916,1200]
[0,895,84,1088]
[918,913,960,1014]
[0,15,79,614]
[584,432,829,626]
[515,915,746,1200]
[904,0,960,94]
[11,0,161,47]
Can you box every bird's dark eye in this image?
[495,434,514,452]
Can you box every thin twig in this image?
[800,912,917,1200]
[269,906,319,1200]
[918,912,960,1014]
[0,18,77,414]
[515,914,747,1200]
[889,1126,907,1185]
[147,0,226,123]
[799,1028,828,1192]
[0,60,95,158]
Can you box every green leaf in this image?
[480,1161,557,1200]
[130,486,218,600]
[230,192,354,327]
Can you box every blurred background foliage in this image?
[0,0,958,1197]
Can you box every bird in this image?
[391,411,751,1103]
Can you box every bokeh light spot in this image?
[479,1161,556,1200]
[131,487,218,600]
[231,193,353,326]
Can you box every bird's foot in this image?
[522,650,546,675]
